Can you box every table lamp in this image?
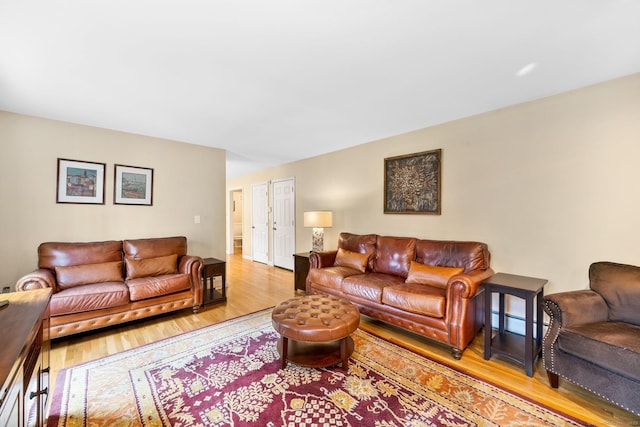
[303,211,333,252]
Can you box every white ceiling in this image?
[2,1,640,178]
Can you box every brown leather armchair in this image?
[543,261,640,416]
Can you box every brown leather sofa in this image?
[543,261,640,416]
[16,236,203,339]
[307,232,493,359]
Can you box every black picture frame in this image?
[56,158,106,204]
[114,164,154,206]
[384,149,441,214]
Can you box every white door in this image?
[272,178,295,270]
[251,182,269,264]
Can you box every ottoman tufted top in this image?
[272,295,360,342]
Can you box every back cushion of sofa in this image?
[55,261,124,290]
[416,240,490,273]
[373,236,416,278]
[338,233,377,271]
[123,236,187,260]
[38,240,123,269]
[590,261,640,325]
[125,254,178,279]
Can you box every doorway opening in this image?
[229,188,243,255]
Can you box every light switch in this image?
[194,215,201,224]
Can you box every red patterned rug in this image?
[48,309,589,426]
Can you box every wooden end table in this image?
[202,257,226,306]
[293,252,310,292]
[482,272,547,377]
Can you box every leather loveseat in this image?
[16,236,203,339]
[307,232,493,359]
[543,261,640,416]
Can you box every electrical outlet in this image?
[2,286,10,293]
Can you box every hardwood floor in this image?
[49,251,640,426]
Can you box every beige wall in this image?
[228,73,640,298]
[1,112,227,289]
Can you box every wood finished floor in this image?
[49,250,640,426]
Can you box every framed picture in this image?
[384,149,441,214]
[56,158,106,204]
[114,164,154,206]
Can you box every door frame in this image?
[227,186,243,255]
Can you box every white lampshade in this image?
[303,211,333,252]
[303,211,333,228]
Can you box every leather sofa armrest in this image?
[179,255,204,282]
[16,269,56,292]
[544,290,608,329]
[179,255,203,307]
[309,251,337,269]
[447,268,495,300]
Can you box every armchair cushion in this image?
[559,321,640,381]
[590,261,640,325]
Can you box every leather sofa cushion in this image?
[125,254,178,280]
[55,261,124,290]
[590,262,640,325]
[559,321,640,381]
[334,248,370,272]
[50,282,129,316]
[338,233,377,271]
[372,236,416,278]
[123,236,187,260]
[38,240,123,270]
[405,261,463,289]
[416,240,490,272]
[126,273,191,301]
[308,266,363,291]
[383,283,446,318]
[343,273,405,304]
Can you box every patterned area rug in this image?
[48,309,589,426]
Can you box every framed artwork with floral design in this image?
[384,149,441,214]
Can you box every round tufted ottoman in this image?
[271,295,360,370]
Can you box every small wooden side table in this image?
[202,257,226,306]
[293,252,310,292]
[483,272,547,377]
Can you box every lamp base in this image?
[311,228,324,252]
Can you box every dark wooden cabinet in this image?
[202,258,227,306]
[293,252,310,292]
[0,288,51,427]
